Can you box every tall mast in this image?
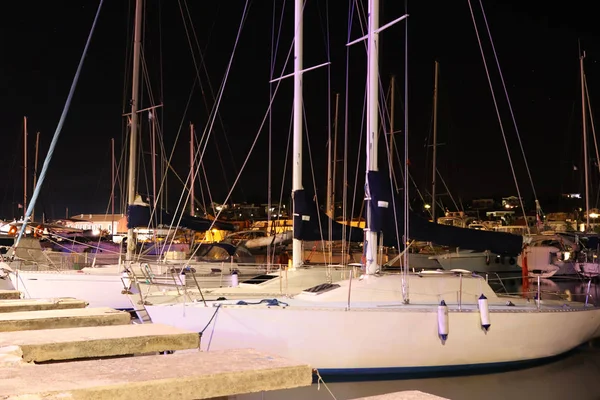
[111,138,115,236]
[189,122,195,216]
[326,93,340,219]
[151,112,157,212]
[365,0,380,275]
[580,51,590,231]
[126,0,143,262]
[32,132,40,223]
[23,116,28,219]
[431,61,439,223]
[332,92,340,220]
[291,0,304,269]
[389,75,395,175]
[326,122,332,218]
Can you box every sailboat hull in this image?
[7,270,131,310]
[146,300,600,375]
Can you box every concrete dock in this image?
[0,348,313,399]
[0,298,88,313]
[0,290,21,300]
[353,391,450,400]
[0,323,199,362]
[0,307,130,332]
[0,292,313,399]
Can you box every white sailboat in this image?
[570,51,600,279]
[0,3,137,309]
[123,0,364,312]
[144,0,600,376]
[0,0,238,310]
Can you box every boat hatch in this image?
[302,283,341,295]
[240,274,278,285]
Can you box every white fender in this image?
[438,300,449,342]
[478,294,491,331]
[231,271,239,287]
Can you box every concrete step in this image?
[0,298,88,313]
[0,290,21,300]
[0,307,130,332]
[0,323,199,362]
[0,348,312,399]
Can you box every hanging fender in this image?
[508,257,516,265]
[437,300,449,343]
[478,294,491,332]
[8,226,17,236]
[485,254,490,265]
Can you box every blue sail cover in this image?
[127,204,235,232]
[366,171,391,233]
[293,189,364,242]
[405,213,523,256]
[368,171,523,256]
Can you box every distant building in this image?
[62,214,127,235]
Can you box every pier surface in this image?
[0,323,199,362]
[0,290,21,300]
[0,348,313,399]
[0,307,130,332]
[0,298,87,313]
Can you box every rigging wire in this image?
[377,66,408,265]
[180,2,253,233]
[176,0,224,209]
[180,0,243,201]
[341,0,356,264]
[322,0,333,262]
[14,0,105,246]
[346,0,368,257]
[402,0,409,298]
[584,75,600,208]
[478,0,540,208]
[467,0,530,234]
[267,0,275,266]
[267,0,288,266]
[132,0,249,256]
[165,0,298,262]
[303,102,330,271]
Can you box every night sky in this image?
[0,1,599,220]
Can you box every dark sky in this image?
[0,0,599,220]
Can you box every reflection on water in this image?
[487,273,600,305]
[239,345,600,400]
[237,276,600,400]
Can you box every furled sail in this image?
[127,204,235,232]
[368,171,523,256]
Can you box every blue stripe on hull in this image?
[313,349,577,382]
